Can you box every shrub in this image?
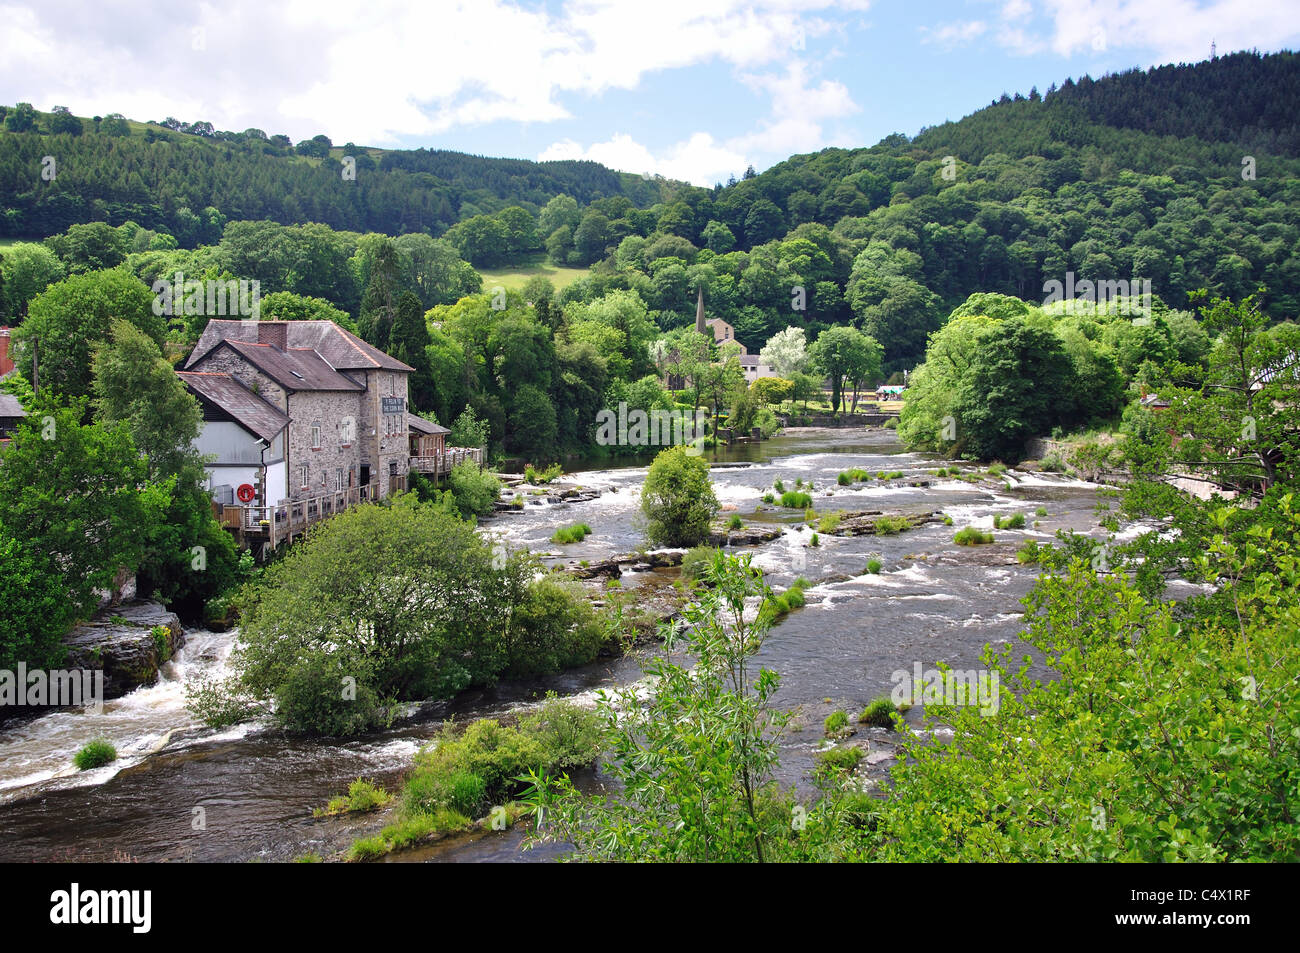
[1016,540,1041,565]
[954,526,995,545]
[993,513,1026,529]
[73,739,116,770]
[151,624,172,663]
[348,809,471,860]
[779,491,812,509]
[403,769,487,818]
[865,558,883,574]
[551,523,592,544]
[824,710,849,736]
[726,514,743,530]
[987,462,1007,477]
[761,493,775,504]
[859,697,903,727]
[518,698,602,770]
[884,417,898,429]
[1039,451,1067,473]
[446,461,502,518]
[942,514,954,526]
[773,479,785,493]
[641,446,719,547]
[680,545,720,582]
[873,515,911,535]
[319,778,393,816]
[524,462,563,484]
[1036,506,1048,517]
[816,745,863,773]
[817,512,842,534]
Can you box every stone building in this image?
[181,320,415,504]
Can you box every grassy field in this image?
[478,254,590,293]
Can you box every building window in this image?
[298,463,309,488]
[335,468,343,492]
[311,422,322,449]
[339,416,355,445]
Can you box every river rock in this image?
[823,510,939,537]
[567,549,684,579]
[63,601,184,700]
[708,524,785,546]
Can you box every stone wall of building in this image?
[190,349,289,411]
[285,388,365,500]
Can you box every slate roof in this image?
[408,413,450,436]
[178,372,291,443]
[0,393,26,418]
[186,320,414,373]
[217,340,364,392]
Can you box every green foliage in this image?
[73,739,117,771]
[319,778,393,816]
[823,710,849,736]
[680,545,720,582]
[445,461,501,519]
[551,523,592,544]
[865,558,883,574]
[778,491,812,509]
[214,496,604,734]
[1016,540,1042,564]
[526,551,815,862]
[858,697,902,727]
[12,267,165,400]
[726,514,744,530]
[524,462,563,484]
[993,513,1026,529]
[640,446,719,547]
[954,526,995,545]
[815,745,863,775]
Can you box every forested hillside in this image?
[0,109,675,240]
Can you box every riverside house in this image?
[179,319,481,549]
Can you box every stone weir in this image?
[63,601,185,700]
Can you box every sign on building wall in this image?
[381,397,405,414]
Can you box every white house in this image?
[178,370,291,506]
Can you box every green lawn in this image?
[478,254,589,293]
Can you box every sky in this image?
[2,0,1298,187]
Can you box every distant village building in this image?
[704,317,747,356]
[738,354,777,383]
[0,392,26,444]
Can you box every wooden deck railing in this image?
[217,448,486,548]
[409,446,484,474]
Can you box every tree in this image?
[701,220,736,254]
[358,240,405,350]
[13,268,164,400]
[0,401,170,621]
[392,233,481,308]
[0,531,76,670]
[0,242,66,320]
[390,292,435,410]
[809,326,883,418]
[640,445,718,546]
[47,106,83,136]
[4,102,37,132]
[45,223,130,274]
[258,290,357,332]
[759,326,809,377]
[751,377,794,406]
[951,318,1077,462]
[92,319,203,480]
[100,113,131,137]
[573,210,612,265]
[507,384,559,463]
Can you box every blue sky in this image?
[2,0,1298,185]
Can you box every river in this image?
[0,427,1120,862]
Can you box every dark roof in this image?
[739,355,760,366]
[217,340,364,392]
[0,393,26,418]
[178,372,290,443]
[186,320,414,372]
[408,413,450,436]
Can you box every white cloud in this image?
[920,20,988,47]
[539,57,861,185]
[0,0,871,146]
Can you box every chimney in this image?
[695,286,706,335]
[257,321,288,352]
[0,328,12,377]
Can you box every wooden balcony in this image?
[409,446,484,475]
[219,485,375,549]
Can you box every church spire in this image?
[695,285,706,334]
